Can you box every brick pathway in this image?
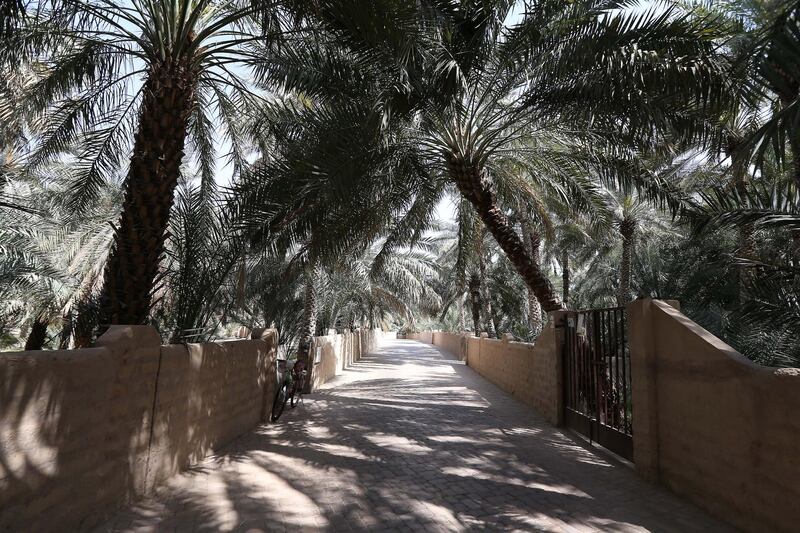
[97,339,732,532]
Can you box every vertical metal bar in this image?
[594,310,605,424]
[572,314,578,410]
[575,313,588,413]
[591,310,600,440]
[621,308,629,434]
[602,309,609,428]
[581,312,587,415]
[597,311,608,424]
[567,315,573,410]
[573,313,578,410]
[585,311,592,417]
[612,309,622,429]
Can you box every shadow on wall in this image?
[0,326,278,532]
[310,329,382,391]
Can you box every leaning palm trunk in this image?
[617,218,636,306]
[528,288,542,335]
[469,273,482,336]
[448,155,563,311]
[99,59,196,326]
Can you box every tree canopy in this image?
[1,0,799,367]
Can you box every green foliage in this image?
[1,0,799,372]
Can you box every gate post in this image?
[627,299,660,480]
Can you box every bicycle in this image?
[270,358,307,422]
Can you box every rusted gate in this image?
[563,307,633,460]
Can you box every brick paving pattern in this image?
[96,339,733,532]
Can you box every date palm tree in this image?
[7,0,290,326]
[731,0,800,188]
[262,0,732,313]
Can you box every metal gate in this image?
[563,307,633,461]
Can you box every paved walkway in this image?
[97,340,732,532]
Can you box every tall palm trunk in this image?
[728,137,756,298]
[99,59,196,326]
[469,273,482,336]
[477,240,496,338]
[298,268,317,366]
[523,223,543,335]
[457,293,466,331]
[617,217,636,306]
[24,316,48,351]
[58,311,71,349]
[737,214,756,302]
[448,155,563,311]
[561,251,570,308]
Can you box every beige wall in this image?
[629,299,800,533]
[0,326,277,532]
[416,320,564,426]
[405,331,433,344]
[146,335,277,491]
[310,329,381,390]
[431,332,466,360]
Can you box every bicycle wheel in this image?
[271,384,288,422]
[290,379,304,408]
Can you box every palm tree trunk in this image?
[477,243,496,338]
[298,268,317,366]
[448,156,563,311]
[457,293,466,331]
[561,250,570,308]
[523,223,543,335]
[738,223,756,300]
[469,273,481,336]
[617,218,636,306]
[729,140,756,299]
[24,316,48,351]
[490,305,501,338]
[58,312,71,349]
[99,59,196,326]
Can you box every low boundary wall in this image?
[411,301,800,532]
[310,329,381,390]
[629,299,800,533]
[0,326,278,531]
[411,319,565,426]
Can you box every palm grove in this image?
[1,0,799,367]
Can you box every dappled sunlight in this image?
[230,461,330,529]
[94,338,731,532]
[1,394,59,479]
[441,465,592,497]
[364,433,434,455]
